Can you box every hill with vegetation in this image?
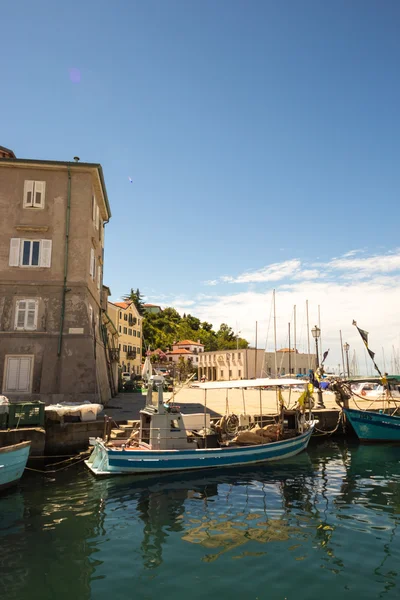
[123,288,249,352]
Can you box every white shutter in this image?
[40,240,52,267]
[15,301,26,329]
[5,358,19,391]
[18,358,31,391]
[95,204,99,230]
[93,256,96,281]
[92,196,96,222]
[97,266,101,290]
[100,225,104,247]
[34,181,46,207]
[9,238,21,266]
[26,300,38,330]
[89,248,94,277]
[23,181,34,207]
[89,305,93,330]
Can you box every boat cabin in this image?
[139,376,210,450]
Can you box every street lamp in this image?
[343,342,350,377]
[311,325,325,408]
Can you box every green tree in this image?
[123,288,145,315]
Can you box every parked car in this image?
[121,372,131,382]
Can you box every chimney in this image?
[73,156,80,162]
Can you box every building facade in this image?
[0,150,112,404]
[198,348,315,381]
[165,339,204,368]
[143,304,162,314]
[107,301,142,375]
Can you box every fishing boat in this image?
[85,376,316,476]
[0,441,31,491]
[343,408,400,442]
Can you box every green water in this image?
[1,441,400,600]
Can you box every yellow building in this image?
[107,301,143,375]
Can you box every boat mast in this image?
[288,322,291,375]
[255,321,258,377]
[318,305,322,365]
[340,330,345,377]
[306,299,311,372]
[293,305,297,375]
[273,290,278,376]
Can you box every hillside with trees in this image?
[123,288,249,353]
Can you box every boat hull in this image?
[0,441,31,491]
[85,425,315,476]
[344,408,400,442]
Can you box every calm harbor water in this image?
[1,441,400,600]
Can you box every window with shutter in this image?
[95,204,99,230]
[90,248,94,277]
[23,181,45,208]
[97,266,101,290]
[15,299,38,330]
[89,305,93,331]
[4,356,33,393]
[92,195,96,222]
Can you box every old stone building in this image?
[0,148,112,404]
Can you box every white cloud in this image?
[204,279,219,286]
[329,250,400,274]
[216,259,301,284]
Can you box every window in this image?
[137,331,141,338]
[133,330,137,337]
[4,355,33,392]
[89,248,96,280]
[238,370,242,377]
[119,344,121,350]
[119,326,121,333]
[138,319,140,326]
[119,311,122,319]
[9,239,52,268]
[128,328,132,336]
[220,370,224,378]
[15,300,38,330]
[123,327,127,334]
[123,345,127,352]
[23,181,46,209]
[238,353,241,360]
[124,314,128,321]
[282,368,286,375]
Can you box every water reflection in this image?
[0,443,400,599]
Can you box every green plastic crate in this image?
[8,402,45,429]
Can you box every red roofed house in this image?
[165,339,205,367]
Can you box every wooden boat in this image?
[344,408,400,442]
[86,376,315,476]
[0,441,31,491]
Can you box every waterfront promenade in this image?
[104,385,382,424]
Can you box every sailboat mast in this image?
[288,322,291,375]
[306,300,311,372]
[294,305,297,375]
[340,330,345,377]
[273,289,277,376]
[318,305,322,365]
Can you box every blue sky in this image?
[2,1,400,370]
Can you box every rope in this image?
[25,455,89,474]
[312,410,343,436]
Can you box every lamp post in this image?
[343,342,350,377]
[311,325,325,408]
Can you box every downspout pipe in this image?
[58,166,71,356]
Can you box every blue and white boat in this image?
[0,441,31,491]
[86,376,315,476]
[344,408,400,442]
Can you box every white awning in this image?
[197,378,306,390]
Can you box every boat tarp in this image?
[197,378,306,390]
